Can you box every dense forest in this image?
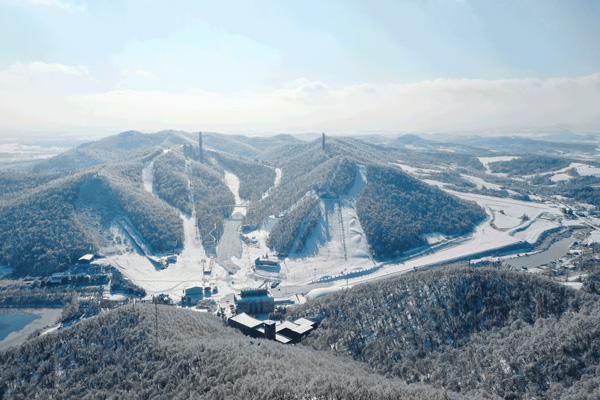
[0,158,183,276]
[356,165,486,258]
[189,161,234,251]
[211,151,276,201]
[0,170,62,200]
[267,193,322,255]
[489,155,571,175]
[0,173,98,276]
[31,130,191,173]
[0,304,475,400]
[245,154,352,228]
[287,267,600,399]
[152,151,193,215]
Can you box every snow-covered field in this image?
[0,143,65,163]
[478,156,519,174]
[549,162,600,182]
[460,174,504,191]
[587,230,600,245]
[392,162,439,176]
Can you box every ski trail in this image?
[218,169,246,273]
[223,171,247,217]
[262,167,282,200]
[175,159,208,265]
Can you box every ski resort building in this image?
[254,256,280,270]
[276,320,314,343]
[182,286,203,306]
[228,312,265,338]
[234,288,275,314]
[227,312,314,344]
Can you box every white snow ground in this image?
[549,162,600,182]
[460,174,504,191]
[223,171,248,217]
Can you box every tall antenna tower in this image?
[198,131,204,162]
[322,132,325,151]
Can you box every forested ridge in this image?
[189,161,234,251]
[247,137,485,258]
[0,157,183,276]
[152,151,193,215]
[0,304,476,400]
[489,155,571,175]
[211,151,276,201]
[267,193,322,254]
[356,165,486,258]
[288,267,600,399]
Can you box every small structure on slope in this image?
[78,254,96,264]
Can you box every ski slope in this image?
[283,166,373,285]
[102,150,233,300]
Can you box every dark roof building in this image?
[183,286,203,306]
[228,313,264,338]
[254,257,280,270]
[235,288,274,314]
[276,321,314,343]
[227,313,316,344]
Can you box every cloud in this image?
[0,61,599,136]
[23,0,85,12]
[24,61,88,76]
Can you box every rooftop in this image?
[239,288,270,298]
[294,317,316,327]
[230,312,263,329]
[276,321,313,335]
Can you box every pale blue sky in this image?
[1,0,599,137]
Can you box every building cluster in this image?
[222,287,317,344]
[228,312,316,344]
[182,282,218,307]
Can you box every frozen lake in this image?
[0,308,62,351]
[504,234,576,269]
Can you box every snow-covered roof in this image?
[275,334,292,344]
[78,254,95,262]
[276,321,313,335]
[293,317,316,327]
[230,313,263,329]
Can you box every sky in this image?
[0,0,599,139]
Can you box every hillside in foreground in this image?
[0,305,477,400]
[287,267,600,400]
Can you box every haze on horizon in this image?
[1,0,599,140]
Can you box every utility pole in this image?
[321,132,325,151]
[198,131,204,163]
[154,296,159,346]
